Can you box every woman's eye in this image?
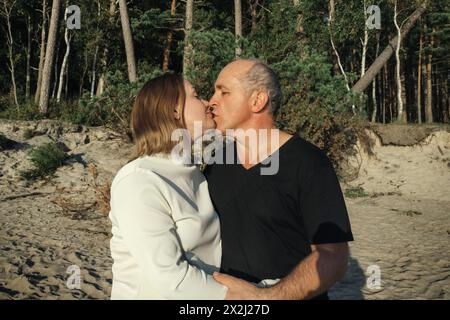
[222,92,229,95]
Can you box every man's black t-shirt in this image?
[204,134,354,300]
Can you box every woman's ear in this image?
[174,105,182,120]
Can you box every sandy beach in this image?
[1,119,449,299]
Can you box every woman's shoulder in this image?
[109,157,174,218]
[111,156,161,191]
[111,154,193,188]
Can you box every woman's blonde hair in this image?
[130,74,186,158]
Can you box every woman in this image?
[109,74,227,299]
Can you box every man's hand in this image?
[214,242,349,300]
[213,272,270,300]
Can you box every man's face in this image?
[209,62,254,132]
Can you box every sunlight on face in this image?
[209,61,255,132]
[183,80,215,140]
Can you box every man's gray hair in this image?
[240,59,282,115]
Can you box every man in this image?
[204,59,354,300]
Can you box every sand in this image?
[1,119,449,299]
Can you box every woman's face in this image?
[181,80,216,140]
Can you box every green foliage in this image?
[246,0,302,62]
[297,0,330,54]
[22,128,34,140]
[272,53,363,165]
[0,100,45,121]
[75,68,164,133]
[184,29,236,97]
[20,142,69,180]
[1,0,448,167]
[0,95,12,112]
[344,186,369,198]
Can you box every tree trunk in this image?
[328,0,348,90]
[64,61,68,99]
[405,38,416,122]
[417,23,423,124]
[51,37,60,100]
[39,0,61,114]
[57,6,70,103]
[442,74,449,123]
[425,43,433,123]
[162,0,177,72]
[361,0,368,78]
[35,0,47,103]
[183,0,194,77]
[350,48,357,75]
[361,0,370,118]
[352,3,427,93]
[118,0,137,82]
[388,62,394,122]
[293,0,305,58]
[79,49,88,97]
[329,0,340,75]
[383,63,387,124]
[2,0,19,108]
[328,0,354,113]
[25,14,32,99]
[234,0,243,58]
[400,56,408,121]
[249,0,259,34]
[393,0,406,123]
[90,45,99,97]
[329,0,346,86]
[371,32,380,123]
[96,0,117,96]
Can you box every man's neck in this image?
[232,122,292,169]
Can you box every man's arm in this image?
[213,242,349,300]
[264,242,349,299]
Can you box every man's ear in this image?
[250,90,269,113]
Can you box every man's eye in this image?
[222,92,229,95]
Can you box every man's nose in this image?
[209,92,219,108]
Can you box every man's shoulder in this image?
[282,134,330,167]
